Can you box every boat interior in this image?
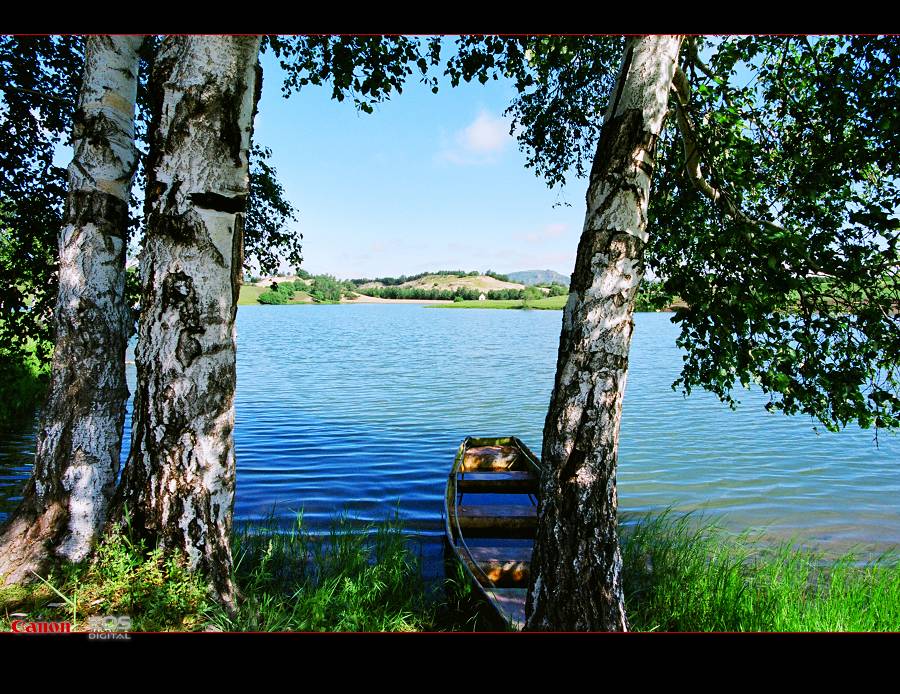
[445,437,542,629]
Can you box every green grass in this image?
[4,509,897,632]
[0,524,209,632]
[211,511,431,631]
[621,511,900,632]
[238,284,267,305]
[213,510,495,631]
[429,295,568,310]
[0,509,487,633]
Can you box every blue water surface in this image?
[1,305,897,554]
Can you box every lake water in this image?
[2,305,898,557]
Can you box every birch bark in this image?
[525,35,683,631]
[110,36,261,609]
[0,36,142,584]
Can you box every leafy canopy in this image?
[265,35,443,114]
[0,36,82,368]
[0,36,301,373]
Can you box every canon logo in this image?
[10,620,72,634]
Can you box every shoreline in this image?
[238,296,453,307]
[238,297,682,312]
[341,295,451,305]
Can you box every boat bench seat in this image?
[457,471,539,494]
[461,445,520,470]
[456,504,537,538]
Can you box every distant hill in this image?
[359,273,525,292]
[508,270,571,286]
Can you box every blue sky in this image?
[252,48,587,280]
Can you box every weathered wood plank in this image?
[458,504,537,518]
[457,471,538,493]
[466,545,532,564]
[456,505,537,538]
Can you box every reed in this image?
[0,509,484,632]
[620,511,900,632]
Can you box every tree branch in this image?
[1,86,72,106]
[671,65,823,274]
[671,66,736,215]
[686,39,725,85]
[802,36,824,79]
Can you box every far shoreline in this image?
[342,295,451,305]
[238,296,453,306]
[239,296,681,312]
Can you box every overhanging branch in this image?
[670,65,825,275]
[671,65,740,218]
[686,40,725,85]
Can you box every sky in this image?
[250,47,588,280]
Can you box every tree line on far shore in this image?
[257,275,357,304]
[251,272,678,309]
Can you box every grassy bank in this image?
[3,511,897,632]
[620,512,900,632]
[238,284,317,306]
[429,295,568,310]
[0,511,486,633]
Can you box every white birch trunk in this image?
[111,36,261,609]
[0,36,142,584]
[525,36,683,631]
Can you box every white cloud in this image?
[461,111,508,153]
[523,222,570,244]
[436,110,512,165]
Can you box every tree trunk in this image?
[109,36,261,610]
[525,35,683,631]
[0,36,142,585]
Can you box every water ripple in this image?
[1,306,897,553]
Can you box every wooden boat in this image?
[444,436,543,630]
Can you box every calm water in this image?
[2,305,898,555]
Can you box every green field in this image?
[429,295,567,310]
[238,284,315,305]
[238,284,267,305]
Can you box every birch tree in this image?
[0,36,298,403]
[445,34,899,630]
[109,35,262,609]
[2,34,420,595]
[524,36,683,630]
[0,36,142,584]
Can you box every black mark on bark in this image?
[560,446,586,485]
[66,190,129,239]
[189,192,247,214]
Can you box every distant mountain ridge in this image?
[507,270,571,286]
